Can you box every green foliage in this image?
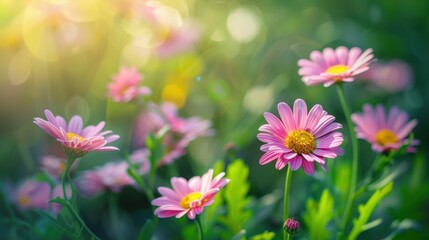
[218,159,252,237]
[250,231,276,240]
[302,189,334,240]
[137,220,153,240]
[348,182,393,240]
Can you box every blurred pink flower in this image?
[40,155,79,178]
[133,102,213,165]
[152,169,229,219]
[75,161,136,197]
[34,110,120,158]
[352,104,418,153]
[14,179,70,214]
[257,99,344,175]
[360,60,413,93]
[129,149,151,175]
[108,66,151,102]
[156,22,201,58]
[298,46,375,87]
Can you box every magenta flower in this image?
[152,169,229,219]
[351,104,418,153]
[108,66,151,102]
[34,110,120,158]
[75,161,136,197]
[133,102,213,165]
[14,179,70,214]
[298,46,375,87]
[257,99,344,175]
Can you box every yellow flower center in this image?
[18,195,32,206]
[375,129,398,146]
[180,192,202,209]
[325,64,349,75]
[67,132,85,142]
[285,130,316,154]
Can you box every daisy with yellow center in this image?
[258,99,344,175]
[34,109,120,158]
[352,104,418,153]
[298,46,375,87]
[152,169,229,220]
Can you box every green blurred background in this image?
[1,0,428,239]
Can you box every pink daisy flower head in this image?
[75,161,136,197]
[13,179,71,214]
[133,102,213,165]
[152,169,229,219]
[34,110,120,158]
[298,46,375,87]
[108,66,151,102]
[351,104,418,153]
[257,99,344,175]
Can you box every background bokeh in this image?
[1,0,428,239]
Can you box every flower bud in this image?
[284,218,300,234]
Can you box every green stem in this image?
[62,156,101,240]
[336,84,359,235]
[108,193,122,240]
[283,166,293,240]
[196,215,204,240]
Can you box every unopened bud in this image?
[284,218,300,234]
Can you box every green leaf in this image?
[348,182,393,240]
[250,231,276,240]
[218,159,252,237]
[49,197,68,206]
[137,220,153,240]
[383,219,421,240]
[302,189,334,240]
[34,172,56,188]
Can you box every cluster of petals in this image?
[298,46,375,87]
[133,102,213,165]
[75,161,137,197]
[34,110,120,157]
[351,104,418,153]
[152,169,229,219]
[108,66,151,102]
[257,99,344,175]
[13,178,70,214]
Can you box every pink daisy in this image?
[351,104,418,153]
[34,110,120,158]
[133,102,213,165]
[75,161,136,197]
[108,66,151,102]
[152,169,229,219]
[14,179,70,214]
[257,99,344,175]
[298,46,375,87]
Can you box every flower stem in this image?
[336,84,359,235]
[283,166,293,240]
[62,156,101,240]
[196,215,204,240]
